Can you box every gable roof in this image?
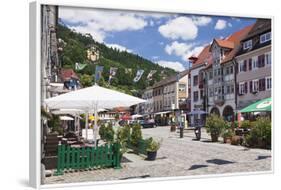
[242,19,271,42]
[220,24,254,64]
[237,19,271,56]
[190,45,212,69]
[189,24,254,70]
[213,39,234,49]
[152,69,189,88]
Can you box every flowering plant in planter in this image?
[205,114,226,142]
[221,129,234,143]
[146,137,161,161]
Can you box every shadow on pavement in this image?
[256,155,271,160]
[206,159,235,165]
[188,165,208,170]
[119,174,150,180]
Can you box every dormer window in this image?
[243,40,252,50]
[260,32,271,44]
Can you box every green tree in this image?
[130,124,142,147]
[205,114,227,142]
[80,74,93,87]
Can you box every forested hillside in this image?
[57,23,176,96]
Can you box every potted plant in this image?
[222,129,234,144]
[130,124,142,151]
[205,114,226,142]
[170,122,176,132]
[146,137,160,161]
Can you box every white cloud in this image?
[158,17,198,40]
[165,41,204,61]
[215,19,227,30]
[106,44,133,53]
[231,17,241,22]
[157,60,185,72]
[192,16,212,26]
[228,22,233,27]
[59,7,148,42]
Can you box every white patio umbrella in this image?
[59,116,74,120]
[52,109,84,139]
[131,114,143,119]
[44,85,146,145]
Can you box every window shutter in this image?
[258,55,261,68]
[249,81,253,93]
[243,60,247,71]
[244,81,248,94]
[249,58,252,71]
[262,78,265,91]
[259,78,266,91]
[261,54,265,67]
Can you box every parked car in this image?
[139,119,157,128]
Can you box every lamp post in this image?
[179,110,184,138]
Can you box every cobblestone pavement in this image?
[44,126,272,184]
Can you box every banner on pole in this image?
[95,65,104,83]
[125,68,132,74]
[133,69,144,82]
[75,62,87,71]
[147,70,157,80]
[108,67,118,84]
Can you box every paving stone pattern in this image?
[44,127,271,184]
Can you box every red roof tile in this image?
[191,45,212,68]
[188,24,254,70]
[220,25,254,64]
[214,39,234,49]
[60,68,79,81]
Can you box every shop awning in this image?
[240,97,271,113]
[153,111,173,115]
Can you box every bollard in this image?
[180,127,184,138]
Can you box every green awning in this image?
[240,97,271,113]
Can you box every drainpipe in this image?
[233,58,238,128]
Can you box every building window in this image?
[193,91,199,102]
[227,86,230,94]
[214,87,218,95]
[209,88,213,97]
[226,67,229,75]
[200,90,204,100]
[265,52,271,66]
[193,75,198,86]
[252,56,258,70]
[230,66,233,74]
[243,40,252,50]
[266,77,272,90]
[209,71,213,80]
[260,32,271,44]
[239,82,245,95]
[252,79,259,92]
[239,60,247,72]
[179,84,186,92]
[231,85,234,94]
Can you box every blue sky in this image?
[59,7,255,72]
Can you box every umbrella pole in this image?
[85,112,88,141]
[77,115,80,141]
[74,116,77,132]
[94,104,98,147]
